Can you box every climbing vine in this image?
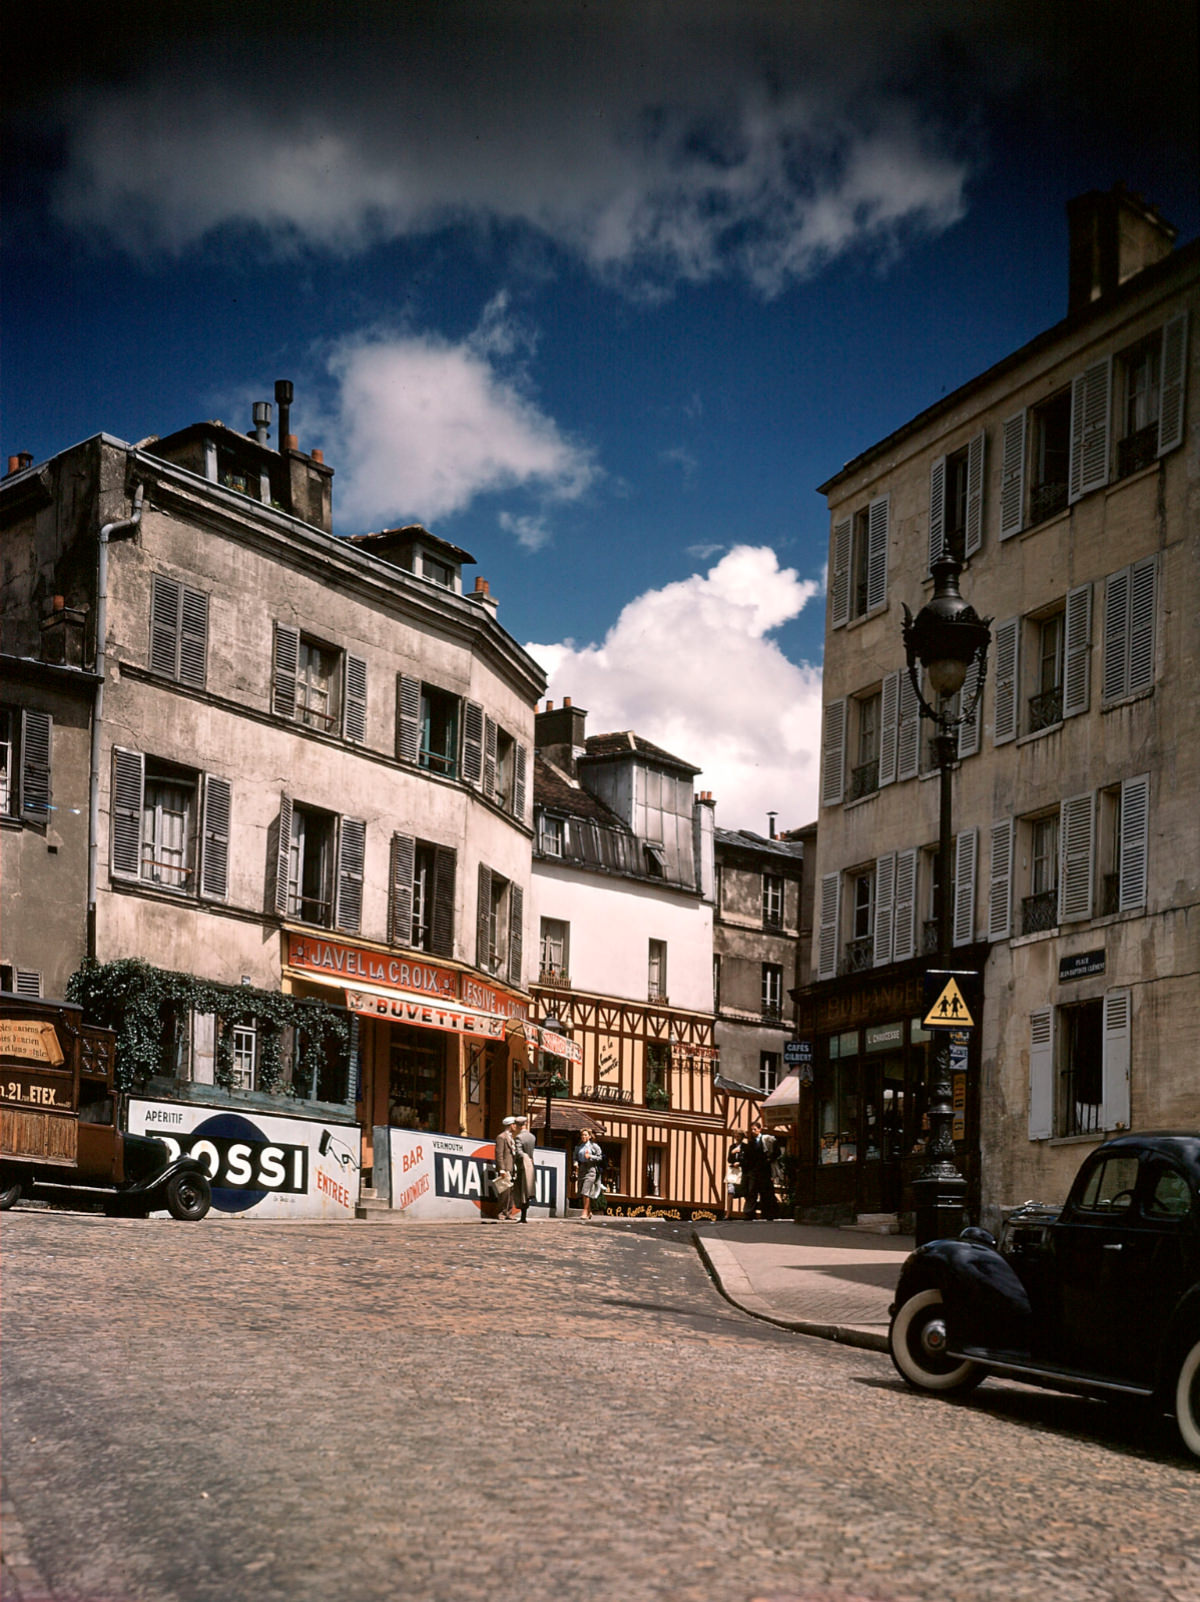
[66,958,350,1098]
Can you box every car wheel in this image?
[890,1288,984,1394]
[1174,1337,1200,1460]
[164,1169,211,1221]
[0,1175,23,1210]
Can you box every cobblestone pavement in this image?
[2,1209,1198,1602]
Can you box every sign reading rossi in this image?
[387,1128,566,1220]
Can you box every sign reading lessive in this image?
[387,1128,566,1220]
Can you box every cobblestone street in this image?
[2,1210,1198,1602]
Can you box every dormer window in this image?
[421,551,455,589]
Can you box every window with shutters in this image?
[420,686,460,777]
[1029,607,1064,733]
[845,870,874,972]
[539,917,569,982]
[1098,775,1150,916]
[848,690,881,801]
[1102,556,1156,703]
[929,436,984,567]
[0,707,52,823]
[285,804,335,925]
[297,637,341,731]
[142,766,196,890]
[477,865,520,980]
[830,495,889,628]
[110,748,231,903]
[273,625,366,743]
[1058,999,1104,1138]
[1115,334,1162,479]
[647,939,668,1001]
[1022,811,1060,935]
[150,573,209,688]
[1028,390,1071,525]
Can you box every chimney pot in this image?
[284,433,299,451]
[474,577,490,595]
[310,448,324,464]
[545,700,554,712]
[563,696,572,707]
[7,456,20,475]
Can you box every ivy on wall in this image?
[66,958,350,1097]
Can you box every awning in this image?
[713,1072,765,1099]
[343,983,507,1040]
[529,1103,606,1135]
[762,1072,803,1112]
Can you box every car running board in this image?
[952,1348,1154,1399]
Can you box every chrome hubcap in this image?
[921,1318,949,1357]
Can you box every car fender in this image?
[122,1153,210,1201]
[892,1239,1034,1350]
[1157,1282,1200,1398]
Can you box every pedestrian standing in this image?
[493,1116,519,1220]
[741,1119,777,1221]
[723,1134,746,1220]
[573,1130,603,1220]
[512,1113,537,1222]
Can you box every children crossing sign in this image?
[921,970,979,1030]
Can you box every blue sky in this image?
[4,2,1197,829]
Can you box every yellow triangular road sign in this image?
[923,976,976,1029]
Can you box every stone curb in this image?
[691,1230,889,1353]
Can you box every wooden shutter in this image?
[1157,310,1188,456]
[431,846,457,958]
[820,698,846,807]
[964,430,985,557]
[110,747,145,879]
[1069,356,1111,502]
[873,853,896,967]
[1058,792,1094,923]
[1101,989,1132,1130]
[992,617,1020,744]
[1118,773,1150,912]
[513,742,528,822]
[389,832,415,946]
[150,574,181,677]
[199,775,231,902]
[1102,566,1130,702]
[988,818,1013,942]
[507,882,524,986]
[19,710,51,822]
[483,718,498,798]
[897,671,920,781]
[956,658,981,759]
[953,828,977,947]
[271,794,294,916]
[1028,1008,1054,1140]
[272,623,299,718]
[865,494,889,612]
[817,871,841,980]
[462,701,484,786]
[476,863,492,969]
[878,673,899,787]
[335,816,366,933]
[999,409,1026,540]
[179,586,209,688]
[396,674,421,763]
[1062,583,1092,718]
[1128,555,1156,695]
[892,849,917,962]
[928,456,946,570]
[830,517,852,629]
[343,654,367,744]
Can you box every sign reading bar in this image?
[1059,950,1106,982]
[921,971,978,1031]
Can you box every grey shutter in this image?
[892,849,917,962]
[462,700,484,786]
[873,853,896,967]
[396,674,421,763]
[150,574,181,677]
[272,623,299,718]
[1128,555,1156,694]
[988,818,1013,942]
[821,698,846,807]
[999,410,1026,540]
[817,871,841,980]
[865,494,889,612]
[1028,1008,1054,1140]
[1102,566,1130,701]
[19,710,51,822]
[830,517,852,629]
[1058,792,1094,923]
[1069,356,1111,502]
[992,617,1020,744]
[878,672,899,787]
[483,717,498,798]
[1157,311,1188,456]
[513,742,528,822]
[1101,989,1132,1130]
[1118,773,1150,912]
[964,430,985,557]
[956,658,981,759]
[897,671,920,781]
[199,774,231,902]
[111,747,145,879]
[507,882,524,987]
[272,794,294,917]
[928,456,946,570]
[343,654,367,744]
[953,828,977,947]
[1062,583,1092,718]
[335,816,366,933]
[179,586,209,688]
[476,863,492,969]
[431,846,457,958]
[389,832,415,946]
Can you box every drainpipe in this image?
[87,478,144,960]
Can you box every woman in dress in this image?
[573,1130,603,1220]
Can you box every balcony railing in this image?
[1101,873,1120,917]
[922,918,940,955]
[840,936,874,974]
[1021,889,1058,935]
[1028,688,1062,733]
[760,1004,784,1026]
[1116,423,1157,481]
[538,968,572,989]
[1029,480,1068,525]
[848,759,880,802]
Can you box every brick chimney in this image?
[1067,185,1176,314]
[535,697,587,775]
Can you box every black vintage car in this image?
[888,1132,1200,1460]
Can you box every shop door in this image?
[879,1059,907,1213]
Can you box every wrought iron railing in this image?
[1027,688,1062,733]
[848,759,880,802]
[538,968,572,989]
[1021,890,1058,935]
[1116,423,1157,481]
[1029,480,1068,524]
[840,936,874,974]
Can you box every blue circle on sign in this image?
[190,1111,270,1213]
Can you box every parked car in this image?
[0,993,211,1220]
[888,1132,1200,1460]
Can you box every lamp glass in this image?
[927,657,968,697]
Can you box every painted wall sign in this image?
[1059,950,1106,982]
[386,1128,566,1220]
[288,934,457,999]
[0,1020,65,1066]
[127,1099,360,1218]
[345,988,506,1038]
[460,975,529,1021]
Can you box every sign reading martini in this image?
[921,971,979,1031]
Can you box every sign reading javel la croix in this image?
[286,935,528,1020]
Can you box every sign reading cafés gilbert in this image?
[287,935,529,1021]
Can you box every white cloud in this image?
[499,511,552,552]
[526,545,824,830]
[323,312,596,529]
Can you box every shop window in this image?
[388,1026,444,1132]
[600,1141,626,1196]
[644,1144,666,1198]
[817,1039,859,1164]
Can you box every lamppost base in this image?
[912,1170,967,1247]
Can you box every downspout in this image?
[87,477,144,960]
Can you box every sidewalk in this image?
[691,1220,914,1351]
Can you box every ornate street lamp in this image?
[902,547,991,1245]
[530,1008,566,1154]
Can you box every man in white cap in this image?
[494,1116,518,1220]
[511,1114,537,1222]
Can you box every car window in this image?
[1077,1154,1140,1212]
[1145,1165,1193,1221]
